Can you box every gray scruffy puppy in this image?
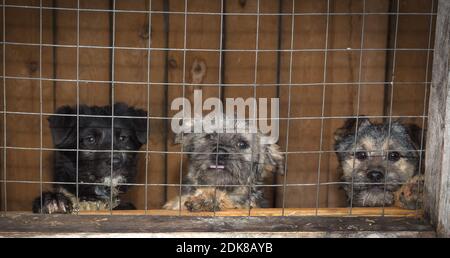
[334,117,423,208]
[164,118,284,212]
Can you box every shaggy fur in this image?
[334,117,423,208]
[394,174,424,209]
[32,103,148,214]
[164,119,284,211]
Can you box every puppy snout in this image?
[367,170,384,182]
[211,147,229,162]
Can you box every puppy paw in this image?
[185,194,219,212]
[113,202,136,210]
[394,175,424,210]
[32,192,73,214]
[184,188,236,212]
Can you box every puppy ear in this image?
[404,123,426,174]
[174,133,195,152]
[113,103,148,145]
[404,123,425,149]
[129,107,148,145]
[173,119,195,152]
[263,144,285,176]
[48,106,77,148]
[334,116,371,144]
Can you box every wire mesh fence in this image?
[0,0,437,217]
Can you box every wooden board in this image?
[221,0,281,206]
[113,0,158,210]
[76,207,422,217]
[0,3,4,212]
[2,0,55,211]
[276,0,391,209]
[425,0,450,238]
[165,0,222,203]
[390,0,435,127]
[0,212,435,238]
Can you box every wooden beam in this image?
[0,213,435,238]
[0,231,434,238]
[21,207,424,217]
[425,0,450,238]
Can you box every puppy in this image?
[32,103,148,214]
[164,118,284,212]
[334,117,424,208]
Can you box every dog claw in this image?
[394,175,424,210]
[185,196,218,212]
[32,192,73,214]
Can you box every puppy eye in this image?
[237,141,249,149]
[388,151,401,162]
[355,151,368,160]
[119,135,128,142]
[84,136,96,145]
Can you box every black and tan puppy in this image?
[334,117,424,208]
[164,119,284,212]
[32,103,148,214]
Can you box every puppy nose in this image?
[367,170,384,181]
[212,147,229,161]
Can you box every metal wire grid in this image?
[0,0,436,216]
[417,0,435,216]
[75,0,80,215]
[109,0,116,215]
[381,0,402,216]
[0,42,436,52]
[0,3,439,16]
[144,0,152,215]
[314,0,331,215]
[177,0,188,215]
[348,0,365,214]
[2,0,6,213]
[211,0,225,217]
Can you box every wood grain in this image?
[165,0,223,203]
[2,1,55,211]
[113,0,151,210]
[0,3,3,212]
[276,0,391,209]
[76,207,422,217]
[390,0,435,128]
[222,0,281,206]
[0,212,435,238]
[425,0,450,238]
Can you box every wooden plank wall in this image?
[0,0,436,211]
[277,0,392,208]
[1,0,55,211]
[425,0,450,237]
[0,0,3,211]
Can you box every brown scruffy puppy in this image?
[164,119,284,212]
[334,117,424,208]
